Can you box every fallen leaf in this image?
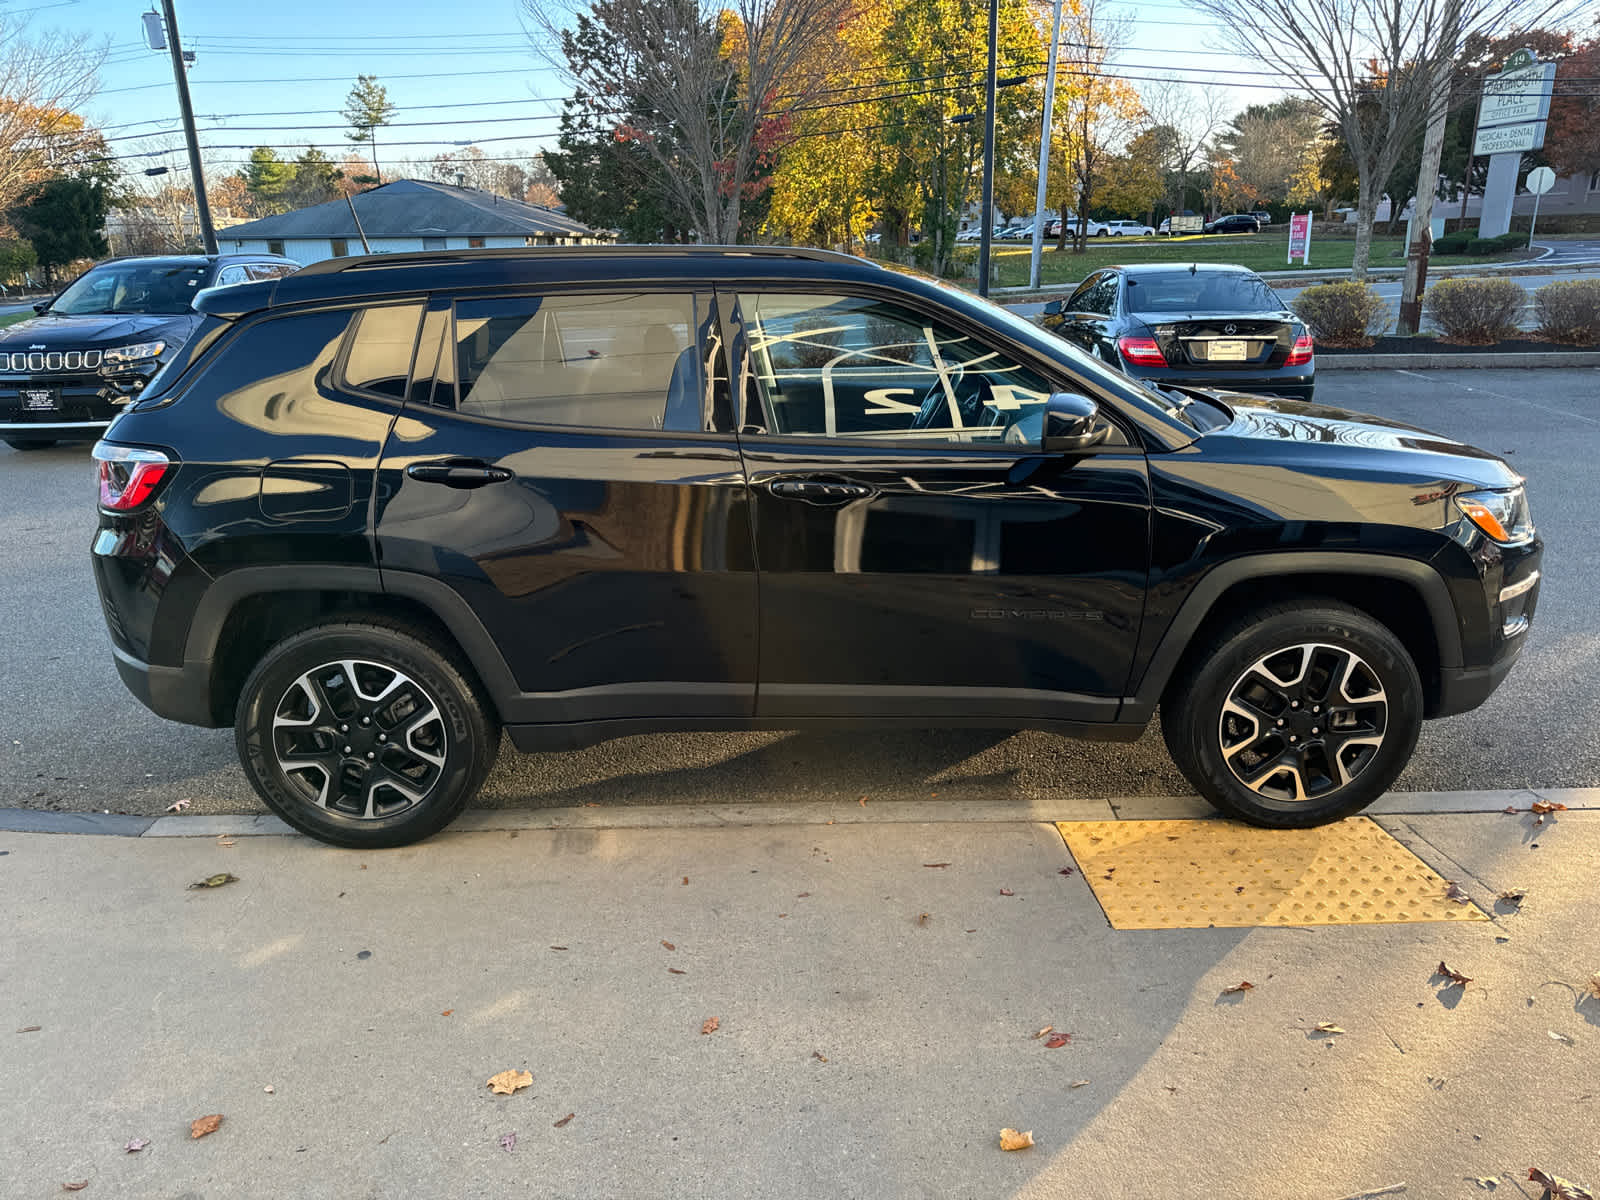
[1045,1034,1072,1049]
[1235,886,1246,894]
[778,913,788,918]
[797,892,810,898]
[1549,1030,1575,1045]
[487,1070,532,1096]
[1070,1079,1089,1088]
[1314,1023,1346,1034]
[17,1025,40,1033]
[553,1113,575,1128]
[216,836,235,847]
[1528,1168,1595,1200]
[812,1051,828,1063]
[859,796,867,806]
[1474,1177,1498,1190]
[1437,961,1472,988]
[1503,806,1520,815]
[667,967,686,975]
[681,876,689,885]
[999,888,1015,896]
[917,912,931,925]
[441,1010,453,1017]
[660,940,675,951]
[549,946,568,951]
[62,1183,87,1192]
[263,1085,274,1094]
[356,950,372,960]
[189,1114,223,1138]
[701,1016,720,1035]
[186,873,238,891]
[1444,881,1471,904]
[1531,800,1568,815]
[1587,974,1600,1001]
[499,1132,516,1151]
[1031,1026,1053,1040]
[165,798,191,813]
[1057,867,1075,876]
[999,1128,1034,1151]
[1221,981,1255,995]
[1498,890,1526,907]
[124,1137,149,1152]
[923,862,951,869]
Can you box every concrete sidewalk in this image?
[3,810,1597,1199]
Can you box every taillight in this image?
[93,442,171,511]
[1117,335,1166,366]
[1286,331,1314,366]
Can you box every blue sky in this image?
[25,0,1293,181]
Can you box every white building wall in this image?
[226,234,583,266]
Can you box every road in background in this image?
[1,369,1593,818]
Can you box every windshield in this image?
[1125,270,1281,314]
[51,262,209,316]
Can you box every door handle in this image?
[768,479,874,504]
[405,459,514,488]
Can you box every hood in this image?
[1196,390,1520,491]
[0,311,199,350]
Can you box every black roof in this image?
[195,245,889,318]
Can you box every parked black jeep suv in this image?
[91,247,1540,847]
[0,253,297,449]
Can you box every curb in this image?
[1,787,1595,839]
[1318,351,1600,370]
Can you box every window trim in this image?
[334,299,428,405]
[715,283,1137,453]
[432,286,725,438]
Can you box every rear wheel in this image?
[235,617,500,848]
[1162,601,1422,827]
[4,438,57,450]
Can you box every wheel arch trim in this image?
[1123,552,1462,723]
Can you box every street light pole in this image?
[1028,0,1065,290]
[976,0,999,297]
[158,0,217,255]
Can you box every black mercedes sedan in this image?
[0,253,297,450]
[1038,263,1314,401]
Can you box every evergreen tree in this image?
[343,76,397,185]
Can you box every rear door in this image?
[374,287,758,727]
[724,287,1150,725]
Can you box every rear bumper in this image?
[110,643,221,727]
[1129,363,1315,401]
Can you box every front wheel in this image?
[235,617,500,848]
[1162,601,1422,827]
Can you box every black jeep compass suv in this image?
[0,253,297,449]
[90,246,1540,847]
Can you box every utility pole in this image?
[1396,2,1460,336]
[157,0,217,254]
[1028,0,1065,290]
[976,0,999,297]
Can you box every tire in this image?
[235,616,500,848]
[4,438,57,450]
[1161,600,1422,827]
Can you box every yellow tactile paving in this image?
[1055,817,1489,930]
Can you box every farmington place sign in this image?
[1472,47,1558,157]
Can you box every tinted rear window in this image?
[342,303,424,400]
[1125,271,1279,313]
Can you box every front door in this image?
[725,289,1151,725]
[374,288,757,726]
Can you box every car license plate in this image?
[20,386,59,410]
[1208,340,1247,362]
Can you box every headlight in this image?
[103,341,166,365]
[1454,486,1533,546]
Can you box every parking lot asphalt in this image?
[1,367,1593,819]
[2,812,1596,1198]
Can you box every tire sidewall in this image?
[1169,607,1422,826]
[236,625,495,848]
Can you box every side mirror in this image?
[1042,392,1109,453]
[32,301,49,315]
[1042,299,1064,316]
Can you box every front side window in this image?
[735,293,1051,445]
[341,303,424,400]
[214,265,249,288]
[452,292,703,431]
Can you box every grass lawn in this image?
[0,312,32,329]
[953,228,1529,290]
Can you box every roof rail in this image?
[291,243,877,277]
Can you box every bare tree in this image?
[1052,0,1144,252]
[525,0,846,243]
[1141,77,1227,219]
[0,16,104,215]
[1189,0,1579,278]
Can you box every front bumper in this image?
[1,363,163,439]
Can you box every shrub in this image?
[1423,277,1523,343]
[1433,232,1471,255]
[1289,282,1390,347]
[1532,279,1600,346]
[1463,232,1528,256]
